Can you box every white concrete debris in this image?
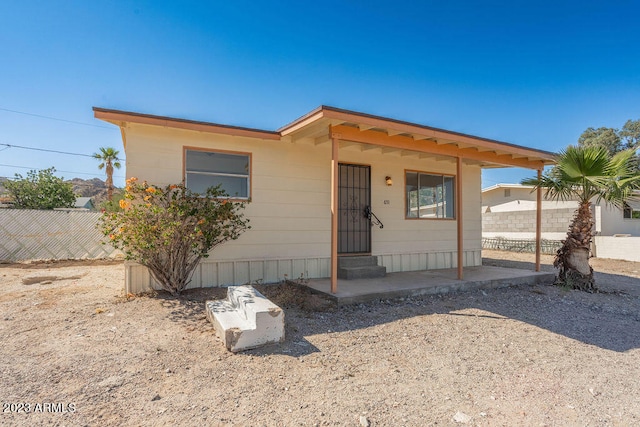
[206,286,285,352]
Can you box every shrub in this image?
[5,167,76,209]
[99,178,250,296]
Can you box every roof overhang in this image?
[482,183,536,193]
[93,107,281,141]
[279,106,556,170]
[94,105,557,170]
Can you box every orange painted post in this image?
[535,168,542,272]
[330,132,339,293]
[456,156,464,280]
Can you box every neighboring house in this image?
[482,183,640,239]
[482,183,640,262]
[74,197,95,210]
[94,106,556,292]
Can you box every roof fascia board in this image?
[93,107,281,140]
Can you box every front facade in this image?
[95,106,555,293]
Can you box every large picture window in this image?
[185,148,250,198]
[406,171,455,219]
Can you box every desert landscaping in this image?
[1,250,639,426]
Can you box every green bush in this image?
[5,167,76,209]
[99,178,250,295]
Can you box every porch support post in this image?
[330,132,339,293]
[535,168,542,272]
[456,156,464,280]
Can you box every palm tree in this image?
[93,147,122,201]
[523,145,640,292]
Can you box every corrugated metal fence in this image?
[0,209,119,262]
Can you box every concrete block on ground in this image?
[206,286,284,352]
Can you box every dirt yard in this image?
[1,252,639,426]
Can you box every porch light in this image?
[385,176,393,186]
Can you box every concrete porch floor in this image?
[305,265,556,305]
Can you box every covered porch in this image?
[306,265,555,305]
[279,106,557,294]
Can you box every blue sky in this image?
[1,1,639,188]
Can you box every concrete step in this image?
[338,256,380,268]
[338,265,387,280]
[206,286,284,352]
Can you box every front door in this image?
[338,163,371,254]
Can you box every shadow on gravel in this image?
[263,280,640,354]
[483,256,640,297]
[151,267,640,355]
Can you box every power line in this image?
[0,143,125,160]
[0,107,116,130]
[0,163,125,179]
[1,143,92,158]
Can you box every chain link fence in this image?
[482,237,563,255]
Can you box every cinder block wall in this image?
[482,208,575,233]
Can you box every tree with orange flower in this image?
[99,178,250,295]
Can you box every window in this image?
[406,171,455,219]
[623,201,640,219]
[504,189,511,197]
[184,149,250,198]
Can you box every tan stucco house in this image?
[94,106,556,293]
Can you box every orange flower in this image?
[144,195,152,201]
[109,234,115,240]
[169,184,178,190]
[119,199,130,209]
[145,187,157,194]
[125,186,132,192]
[197,219,206,225]
[221,200,228,205]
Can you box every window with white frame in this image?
[405,171,455,219]
[185,149,250,198]
[623,201,640,219]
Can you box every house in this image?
[94,106,556,293]
[482,183,640,262]
[482,183,640,240]
[74,197,95,210]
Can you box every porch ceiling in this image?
[279,106,556,170]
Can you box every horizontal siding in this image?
[123,123,483,282]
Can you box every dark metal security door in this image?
[338,164,371,254]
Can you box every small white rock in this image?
[359,415,370,427]
[453,411,472,424]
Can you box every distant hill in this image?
[67,178,121,207]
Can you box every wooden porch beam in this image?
[535,168,542,272]
[330,125,546,170]
[330,133,339,294]
[457,156,464,280]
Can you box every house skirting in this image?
[124,249,481,294]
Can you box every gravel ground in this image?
[1,251,639,426]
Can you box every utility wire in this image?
[0,163,125,179]
[0,143,125,160]
[0,107,116,130]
